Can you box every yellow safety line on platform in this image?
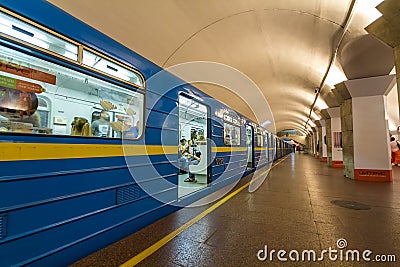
[120,154,291,267]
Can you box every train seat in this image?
[189,144,207,183]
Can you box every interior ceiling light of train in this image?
[48,0,394,134]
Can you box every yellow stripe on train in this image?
[212,147,247,153]
[0,143,177,161]
[0,142,287,161]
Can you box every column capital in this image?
[324,91,340,108]
[313,120,321,127]
[320,109,331,119]
[332,82,351,105]
[331,75,395,103]
[325,107,340,118]
[345,75,396,97]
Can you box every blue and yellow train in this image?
[0,1,292,266]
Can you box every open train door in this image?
[177,94,209,198]
[246,125,254,169]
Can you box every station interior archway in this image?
[47,0,398,144]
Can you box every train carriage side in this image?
[274,136,279,160]
[0,2,286,266]
[199,97,249,190]
[0,5,186,266]
[0,6,252,267]
[273,137,292,160]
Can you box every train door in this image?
[177,94,209,198]
[246,125,254,169]
[265,133,269,162]
[268,134,275,161]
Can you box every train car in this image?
[0,2,291,266]
[275,137,293,160]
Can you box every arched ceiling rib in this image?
[47,0,386,134]
[161,8,346,67]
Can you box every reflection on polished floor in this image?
[71,153,400,266]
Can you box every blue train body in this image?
[0,1,292,266]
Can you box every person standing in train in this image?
[178,138,189,174]
[191,130,198,145]
[91,110,110,137]
[122,116,139,139]
[390,136,400,166]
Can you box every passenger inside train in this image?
[178,95,208,196]
[178,136,202,180]
[178,138,189,174]
[91,110,110,137]
[122,116,139,139]
[183,151,202,182]
[71,117,91,136]
[224,118,241,146]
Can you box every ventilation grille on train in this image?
[0,214,7,239]
[117,185,141,205]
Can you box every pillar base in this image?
[354,169,392,182]
[322,157,327,163]
[332,160,343,168]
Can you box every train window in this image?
[82,48,144,88]
[0,44,144,139]
[256,129,264,147]
[0,10,79,61]
[36,96,50,128]
[224,123,240,146]
[223,113,241,146]
[269,133,273,148]
[246,125,253,169]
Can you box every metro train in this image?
[0,2,292,266]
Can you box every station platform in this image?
[71,153,400,266]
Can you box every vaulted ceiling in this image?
[47,0,393,135]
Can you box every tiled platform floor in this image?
[71,153,400,266]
